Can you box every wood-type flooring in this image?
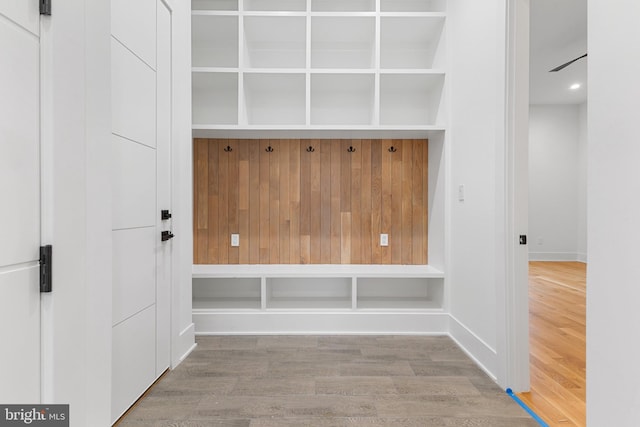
[117,335,538,426]
[518,261,586,427]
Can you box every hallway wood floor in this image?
[518,261,586,427]
[117,335,538,426]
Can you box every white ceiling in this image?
[529,0,587,104]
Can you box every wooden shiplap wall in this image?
[193,139,428,265]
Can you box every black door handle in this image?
[161,231,174,241]
[161,210,172,220]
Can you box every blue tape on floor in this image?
[506,388,550,427]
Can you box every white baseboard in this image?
[528,251,582,262]
[448,314,497,381]
[172,322,196,368]
[194,311,449,335]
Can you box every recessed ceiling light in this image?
[570,83,581,90]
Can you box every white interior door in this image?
[0,1,42,403]
[111,0,173,420]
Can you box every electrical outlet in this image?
[537,236,543,245]
[458,184,465,201]
[231,234,240,247]
[380,234,389,247]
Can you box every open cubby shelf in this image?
[193,265,445,312]
[191,1,446,129]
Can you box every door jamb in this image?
[496,0,530,392]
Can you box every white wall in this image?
[528,104,587,261]
[587,2,640,426]
[447,0,505,379]
[577,103,587,261]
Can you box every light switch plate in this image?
[231,234,240,247]
[380,234,389,246]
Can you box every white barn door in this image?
[0,0,42,403]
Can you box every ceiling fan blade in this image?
[549,53,588,72]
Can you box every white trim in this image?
[193,263,444,278]
[498,0,530,392]
[170,0,196,370]
[177,342,198,365]
[529,251,583,262]
[448,314,497,380]
[172,322,196,368]
[194,312,449,335]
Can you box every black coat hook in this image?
[347,146,356,153]
[223,145,232,152]
[265,146,273,153]
[388,146,397,153]
[306,146,315,152]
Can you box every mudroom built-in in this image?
[190,0,447,334]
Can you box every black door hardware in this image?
[40,245,52,293]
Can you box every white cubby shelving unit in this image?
[191,0,446,133]
[191,0,448,334]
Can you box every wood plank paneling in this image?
[360,140,372,264]
[279,140,290,264]
[310,140,322,264]
[350,140,362,264]
[194,139,208,263]
[269,139,280,263]
[193,138,428,265]
[390,140,402,264]
[401,139,413,264]
[370,139,382,264]
[300,141,311,264]
[320,140,332,263]
[228,139,239,264]
[330,140,341,264]
[248,140,260,264]
[259,140,270,263]
[238,140,249,263]
[212,141,222,262]
[207,139,218,263]
[289,140,301,264]
[218,140,230,264]
[340,212,351,264]
[381,140,392,264]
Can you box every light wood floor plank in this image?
[518,261,586,427]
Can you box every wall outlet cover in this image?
[380,234,389,246]
[231,234,240,247]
